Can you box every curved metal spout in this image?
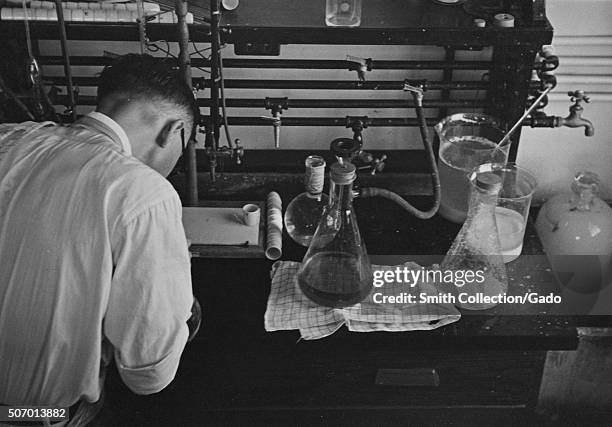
[557,90,595,137]
[557,104,595,136]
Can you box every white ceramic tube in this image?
[265,192,282,260]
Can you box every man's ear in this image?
[157,119,185,148]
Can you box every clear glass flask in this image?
[284,155,329,247]
[441,167,508,310]
[296,161,373,308]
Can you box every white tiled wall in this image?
[518,0,612,202]
[38,1,612,201]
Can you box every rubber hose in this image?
[359,90,441,220]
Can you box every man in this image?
[0,54,200,424]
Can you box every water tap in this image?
[358,154,387,175]
[264,97,288,148]
[346,116,369,145]
[199,120,245,182]
[233,139,245,165]
[557,90,594,137]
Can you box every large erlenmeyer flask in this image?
[296,161,373,308]
[441,167,508,310]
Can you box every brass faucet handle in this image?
[568,90,590,104]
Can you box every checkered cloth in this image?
[265,261,461,340]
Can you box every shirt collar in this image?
[85,111,132,156]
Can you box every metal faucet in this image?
[199,122,245,182]
[264,97,288,148]
[557,90,594,137]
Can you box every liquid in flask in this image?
[297,161,373,308]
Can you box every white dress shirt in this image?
[0,113,193,407]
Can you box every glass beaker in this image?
[435,113,510,224]
[296,161,373,308]
[325,0,362,27]
[476,162,537,263]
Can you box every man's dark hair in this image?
[97,54,198,125]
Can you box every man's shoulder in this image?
[111,163,182,223]
[113,160,179,198]
[0,121,57,140]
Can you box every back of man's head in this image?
[97,54,197,132]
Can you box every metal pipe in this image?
[175,0,198,206]
[38,56,555,72]
[43,76,549,92]
[197,98,487,109]
[202,79,486,91]
[53,0,77,122]
[43,76,489,90]
[44,109,568,131]
[56,95,487,109]
[209,0,221,149]
[206,117,439,127]
[439,47,455,119]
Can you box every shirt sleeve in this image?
[104,193,193,395]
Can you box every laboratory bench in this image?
[3,0,607,423]
[96,194,612,426]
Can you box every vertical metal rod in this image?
[439,47,455,119]
[54,0,77,122]
[210,0,221,149]
[175,0,199,206]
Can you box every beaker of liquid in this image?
[490,163,537,263]
[435,113,510,224]
[325,0,362,27]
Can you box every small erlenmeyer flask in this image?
[441,167,508,310]
[296,161,373,308]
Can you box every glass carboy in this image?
[536,171,612,295]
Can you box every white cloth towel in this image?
[265,261,461,340]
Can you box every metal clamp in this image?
[403,80,427,105]
[346,55,373,82]
[345,116,370,144]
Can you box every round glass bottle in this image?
[284,155,329,247]
[536,171,612,296]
